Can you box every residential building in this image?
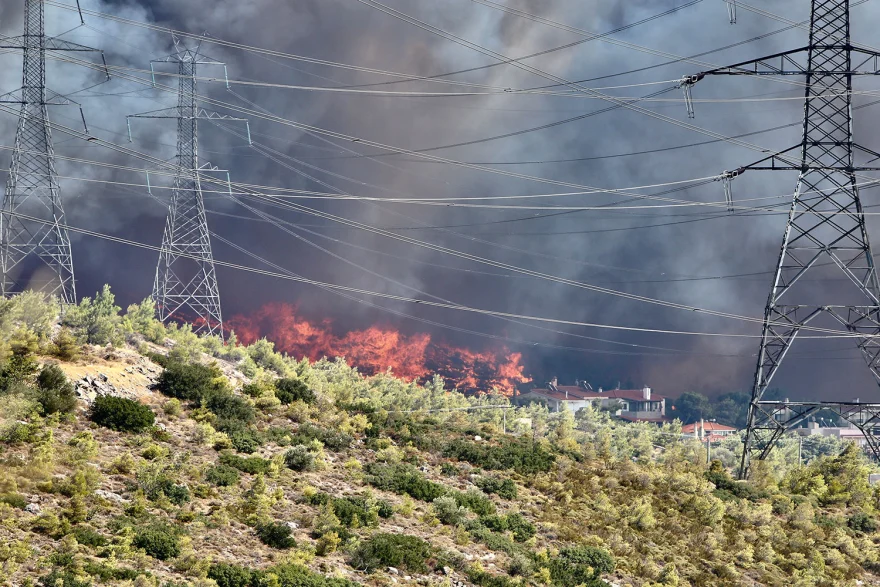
[516,378,667,423]
[682,420,738,443]
[793,421,868,447]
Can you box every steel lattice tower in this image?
[0,0,101,303]
[129,38,247,337]
[686,0,880,477]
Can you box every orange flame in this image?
[226,302,529,394]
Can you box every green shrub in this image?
[349,533,433,573]
[475,476,518,500]
[291,423,351,451]
[73,525,109,547]
[433,496,467,526]
[275,378,316,405]
[90,395,155,432]
[0,345,40,389]
[208,563,252,587]
[219,452,272,475]
[35,364,77,415]
[468,567,520,587]
[333,495,380,528]
[504,512,535,542]
[140,473,190,505]
[82,562,139,581]
[0,492,27,509]
[549,545,615,587]
[133,524,181,560]
[454,489,496,517]
[209,562,357,587]
[848,511,878,533]
[270,562,357,587]
[444,437,555,475]
[155,362,223,401]
[256,521,296,549]
[51,328,81,361]
[228,428,263,454]
[40,569,91,587]
[206,464,241,487]
[284,445,314,472]
[365,463,447,501]
[207,391,255,424]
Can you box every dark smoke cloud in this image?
[4,0,880,400]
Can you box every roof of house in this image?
[681,422,737,433]
[524,386,667,402]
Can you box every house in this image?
[793,421,868,447]
[516,378,667,423]
[682,420,738,443]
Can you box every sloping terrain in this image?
[2,291,880,587]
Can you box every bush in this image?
[475,476,518,500]
[284,445,314,472]
[208,562,357,587]
[133,524,181,560]
[40,569,91,587]
[549,545,615,587]
[454,489,496,517]
[73,525,109,547]
[81,562,139,581]
[219,452,272,475]
[207,391,254,424]
[365,463,447,501]
[35,364,77,414]
[444,437,555,475]
[271,562,358,587]
[90,395,155,432]
[256,521,296,549]
[291,423,351,451]
[332,495,381,528]
[349,533,433,573]
[433,496,467,526]
[228,428,263,454]
[206,464,241,487]
[0,492,27,509]
[504,512,535,542]
[848,511,878,533]
[51,327,80,361]
[155,362,223,401]
[209,563,252,587]
[275,378,316,405]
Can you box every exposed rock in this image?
[95,490,128,504]
[441,567,452,576]
[387,567,399,575]
[24,503,41,514]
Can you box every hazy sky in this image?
[4,0,880,399]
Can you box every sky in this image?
[3,0,880,399]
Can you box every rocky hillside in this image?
[2,289,880,587]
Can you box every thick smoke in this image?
[3,0,880,399]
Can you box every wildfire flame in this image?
[226,302,529,394]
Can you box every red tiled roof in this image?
[526,386,666,402]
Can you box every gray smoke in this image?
[4,0,880,399]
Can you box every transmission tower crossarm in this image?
[0,35,100,52]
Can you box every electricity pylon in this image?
[685,0,880,477]
[0,0,104,303]
[128,36,248,338]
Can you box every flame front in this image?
[226,302,529,394]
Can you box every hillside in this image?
[2,290,880,587]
